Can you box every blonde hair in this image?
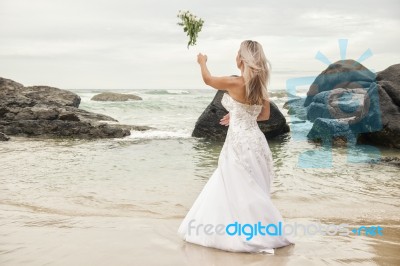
[238,40,271,105]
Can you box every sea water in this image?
[0,89,399,265]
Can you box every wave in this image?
[144,89,190,95]
[121,129,192,140]
[269,90,298,98]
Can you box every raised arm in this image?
[197,53,241,91]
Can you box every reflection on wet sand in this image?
[180,241,294,266]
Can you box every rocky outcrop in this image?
[358,64,400,148]
[294,60,400,149]
[303,60,376,107]
[91,92,142,101]
[283,97,307,120]
[0,77,133,139]
[192,90,290,141]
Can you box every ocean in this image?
[0,88,399,265]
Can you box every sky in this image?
[0,0,399,91]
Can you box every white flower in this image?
[177,10,204,48]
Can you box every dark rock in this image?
[23,86,81,107]
[0,78,81,108]
[307,117,355,146]
[66,107,118,122]
[376,64,400,85]
[0,132,10,141]
[283,97,307,120]
[303,61,400,149]
[0,120,129,139]
[0,77,131,139]
[378,80,400,107]
[304,60,375,107]
[307,88,369,122]
[192,90,290,141]
[91,92,142,101]
[31,106,59,120]
[369,156,400,167]
[283,97,300,109]
[59,112,80,121]
[359,64,400,149]
[115,124,154,131]
[0,78,34,108]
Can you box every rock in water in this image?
[0,132,10,141]
[303,61,400,149]
[0,77,131,139]
[307,117,355,146]
[192,90,290,141]
[283,97,307,120]
[359,64,400,148]
[91,92,142,101]
[304,59,376,107]
[369,156,400,167]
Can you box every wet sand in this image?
[1,203,399,265]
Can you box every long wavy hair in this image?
[237,40,271,105]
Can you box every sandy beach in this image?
[1,204,399,265]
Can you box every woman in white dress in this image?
[178,40,295,254]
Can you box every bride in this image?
[178,40,295,254]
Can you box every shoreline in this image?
[1,205,399,265]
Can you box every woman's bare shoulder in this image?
[227,75,245,90]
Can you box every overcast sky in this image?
[1,0,399,90]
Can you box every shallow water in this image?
[1,89,399,265]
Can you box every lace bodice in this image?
[221,93,262,130]
[220,93,274,180]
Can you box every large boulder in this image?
[306,88,368,122]
[358,64,400,148]
[91,92,142,101]
[192,90,290,141]
[0,79,81,108]
[304,59,375,107]
[0,77,132,139]
[302,61,400,149]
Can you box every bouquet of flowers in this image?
[177,10,204,49]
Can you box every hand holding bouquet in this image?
[177,10,204,49]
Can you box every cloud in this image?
[0,0,399,90]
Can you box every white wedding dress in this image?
[178,92,295,254]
